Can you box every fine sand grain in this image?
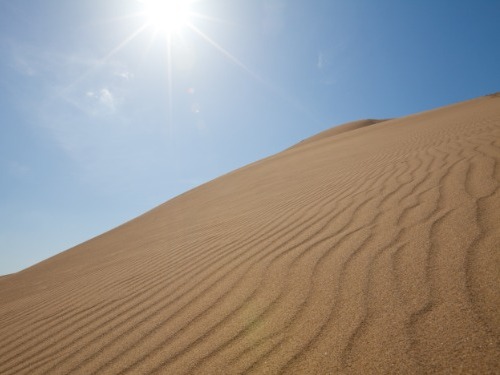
[1,95,499,374]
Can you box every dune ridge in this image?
[0,95,499,374]
[291,118,390,149]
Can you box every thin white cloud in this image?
[84,87,117,114]
[114,70,134,80]
[1,37,149,196]
[317,52,325,70]
[2,40,135,173]
[316,49,338,85]
[3,38,132,111]
[98,88,115,110]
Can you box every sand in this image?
[0,95,499,374]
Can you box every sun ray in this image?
[102,23,149,62]
[54,23,149,103]
[189,12,236,26]
[187,23,318,124]
[188,23,264,84]
[65,0,315,138]
[167,33,174,140]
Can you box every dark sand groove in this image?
[1,95,499,374]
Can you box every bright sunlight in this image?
[141,0,191,34]
[99,0,262,132]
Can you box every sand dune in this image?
[1,95,499,374]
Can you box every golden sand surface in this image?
[1,95,499,374]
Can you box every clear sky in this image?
[1,0,499,275]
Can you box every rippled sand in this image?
[1,94,499,374]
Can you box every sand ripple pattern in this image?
[1,96,499,374]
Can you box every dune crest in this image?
[1,96,499,374]
[292,118,390,148]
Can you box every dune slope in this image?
[1,95,499,374]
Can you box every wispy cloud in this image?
[86,88,116,112]
[317,51,326,70]
[99,88,115,111]
[316,49,339,86]
[3,38,133,114]
[317,49,336,71]
[114,70,134,81]
[56,58,132,116]
[1,37,139,189]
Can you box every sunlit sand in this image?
[0,94,499,374]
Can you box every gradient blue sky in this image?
[1,0,499,275]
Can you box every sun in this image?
[141,0,191,34]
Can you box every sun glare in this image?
[142,0,191,34]
[95,0,271,142]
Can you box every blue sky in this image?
[1,0,499,275]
